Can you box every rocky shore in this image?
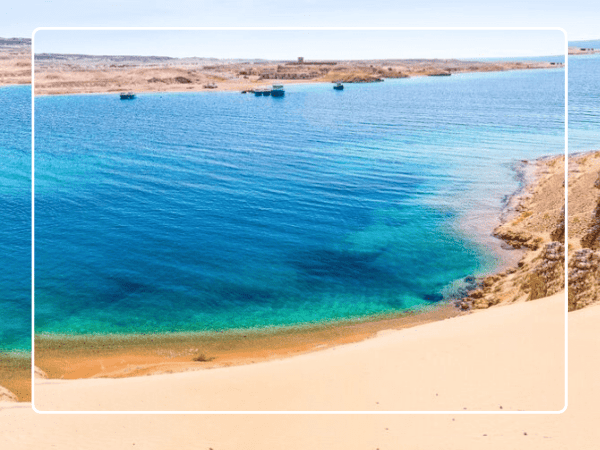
[566,151,600,310]
[458,151,600,313]
[457,155,566,310]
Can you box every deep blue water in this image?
[30,68,565,338]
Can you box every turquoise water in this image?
[30,68,565,339]
[0,85,31,351]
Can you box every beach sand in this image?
[0,354,30,402]
[2,289,594,450]
[33,304,459,381]
[32,290,565,412]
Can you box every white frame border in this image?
[31,26,569,415]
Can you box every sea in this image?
[1,45,597,352]
[0,85,31,352]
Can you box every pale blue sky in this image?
[32,30,566,60]
[3,0,599,43]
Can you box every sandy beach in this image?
[32,290,565,412]
[4,289,596,450]
[33,303,459,381]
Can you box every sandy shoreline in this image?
[33,290,565,411]
[34,303,459,380]
[0,353,29,402]
[5,296,596,449]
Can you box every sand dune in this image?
[2,291,595,449]
[30,291,565,412]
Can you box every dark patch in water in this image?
[291,248,394,285]
[210,282,278,308]
[423,293,444,302]
[97,276,154,305]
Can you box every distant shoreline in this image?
[0,41,565,95]
[31,65,563,98]
[32,50,562,97]
[568,46,600,55]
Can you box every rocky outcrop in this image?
[580,201,600,249]
[458,241,564,310]
[530,242,565,299]
[568,248,600,311]
[458,274,506,310]
[457,155,567,311]
[578,171,600,249]
[492,227,542,250]
[551,206,565,243]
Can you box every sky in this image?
[32,30,567,60]
[2,0,598,59]
[3,0,600,40]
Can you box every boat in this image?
[254,90,264,96]
[120,92,136,100]
[263,89,272,96]
[271,85,285,97]
[333,82,344,90]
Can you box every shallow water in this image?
[27,68,565,339]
